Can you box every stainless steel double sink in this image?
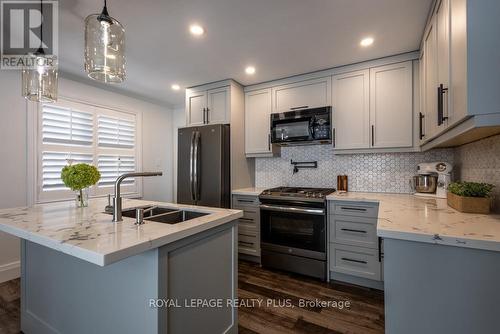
[105,206,208,224]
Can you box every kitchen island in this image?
[328,192,500,334]
[0,198,243,334]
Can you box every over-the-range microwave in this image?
[270,106,332,146]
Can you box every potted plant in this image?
[447,181,495,214]
[61,163,101,207]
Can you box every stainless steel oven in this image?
[270,106,332,146]
[259,187,334,281]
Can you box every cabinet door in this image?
[245,88,272,155]
[436,0,451,127]
[272,77,332,113]
[186,90,207,126]
[423,20,440,139]
[369,61,413,148]
[207,87,230,124]
[332,70,370,149]
[449,0,467,126]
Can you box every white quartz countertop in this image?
[327,192,500,252]
[0,198,242,266]
[231,187,266,196]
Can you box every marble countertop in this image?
[232,187,266,196]
[0,198,242,266]
[327,192,500,252]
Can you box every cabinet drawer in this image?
[238,231,259,256]
[330,216,378,249]
[330,201,379,218]
[330,244,381,281]
[232,196,260,209]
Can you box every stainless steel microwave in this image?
[270,106,332,146]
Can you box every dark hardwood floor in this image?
[238,261,384,334]
[0,261,384,334]
[0,278,20,334]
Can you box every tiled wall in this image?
[454,135,500,212]
[255,145,455,193]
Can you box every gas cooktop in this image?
[259,187,336,202]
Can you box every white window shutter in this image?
[98,155,136,187]
[98,115,135,149]
[42,152,93,191]
[42,105,93,146]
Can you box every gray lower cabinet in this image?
[21,222,238,334]
[232,194,261,261]
[328,200,383,289]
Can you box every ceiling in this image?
[58,0,433,108]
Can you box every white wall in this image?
[0,73,175,283]
[0,71,25,282]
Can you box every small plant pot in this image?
[447,192,491,214]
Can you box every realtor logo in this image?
[1,0,58,69]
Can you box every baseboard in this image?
[0,260,20,283]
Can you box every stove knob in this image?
[318,193,324,198]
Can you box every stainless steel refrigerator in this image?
[177,124,231,208]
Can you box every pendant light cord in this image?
[37,0,44,54]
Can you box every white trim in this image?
[0,260,20,283]
[27,96,144,205]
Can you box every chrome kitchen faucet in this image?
[112,172,163,222]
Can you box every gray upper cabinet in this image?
[420,0,500,149]
[186,90,207,126]
[245,88,279,157]
[369,61,413,148]
[332,70,370,149]
[332,61,414,152]
[186,86,230,126]
[271,77,332,113]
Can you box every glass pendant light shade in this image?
[22,53,58,103]
[84,5,125,84]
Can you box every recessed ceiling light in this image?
[171,84,181,91]
[189,24,205,36]
[360,37,374,47]
[245,66,256,75]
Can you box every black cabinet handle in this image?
[268,133,271,151]
[419,112,425,140]
[341,257,367,264]
[202,108,206,124]
[340,207,367,212]
[205,107,210,124]
[332,128,336,148]
[378,237,383,262]
[437,84,449,126]
[239,217,254,222]
[341,228,367,234]
[371,125,375,146]
[290,105,309,110]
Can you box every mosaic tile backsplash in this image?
[455,135,500,213]
[255,145,455,193]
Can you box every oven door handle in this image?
[260,204,325,215]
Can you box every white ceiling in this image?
[58,0,433,108]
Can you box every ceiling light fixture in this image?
[245,66,256,75]
[84,0,126,83]
[22,0,58,103]
[189,24,205,36]
[360,37,374,47]
[171,84,181,91]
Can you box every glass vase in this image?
[75,188,89,208]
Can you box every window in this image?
[34,98,142,203]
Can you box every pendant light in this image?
[84,0,125,83]
[22,0,58,103]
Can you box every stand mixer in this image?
[413,162,453,198]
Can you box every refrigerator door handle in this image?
[193,131,201,201]
[189,131,196,201]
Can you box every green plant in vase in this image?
[61,163,101,207]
